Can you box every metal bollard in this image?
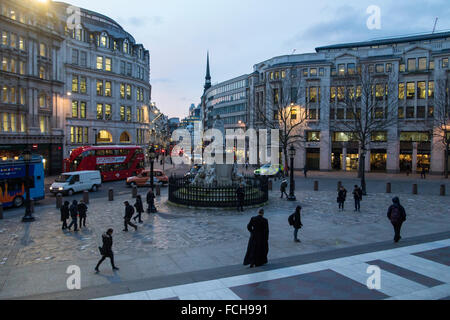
[337,181,342,191]
[386,182,391,194]
[83,190,89,204]
[0,202,3,220]
[108,188,114,201]
[132,186,138,198]
[314,181,319,191]
[440,185,446,196]
[268,180,272,191]
[413,184,418,195]
[156,184,161,196]
[56,194,63,209]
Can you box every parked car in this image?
[126,169,168,187]
[254,164,284,178]
[50,171,102,196]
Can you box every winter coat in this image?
[60,205,70,221]
[134,199,144,213]
[124,204,135,220]
[243,215,269,267]
[236,186,245,201]
[146,192,155,204]
[292,211,303,229]
[387,198,407,224]
[100,233,113,257]
[337,189,347,203]
[69,203,78,219]
[78,203,88,217]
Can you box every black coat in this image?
[338,189,347,203]
[124,205,135,220]
[353,188,362,200]
[292,211,303,229]
[236,187,245,201]
[243,215,269,267]
[78,203,88,217]
[387,204,407,224]
[60,205,70,221]
[147,192,155,204]
[134,199,144,213]
[69,204,78,219]
[101,233,113,257]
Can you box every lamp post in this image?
[288,145,296,201]
[22,150,35,222]
[148,145,156,190]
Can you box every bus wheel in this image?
[91,185,98,192]
[67,189,74,196]
[13,196,24,208]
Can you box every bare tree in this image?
[330,64,398,194]
[255,72,308,174]
[433,78,450,178]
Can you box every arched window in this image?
[120,131,131,143]
[39,92,46,108]
[100,32,108,48]
[97,130,113,143]
[123,39,129,54]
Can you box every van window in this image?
[73,175,80,183]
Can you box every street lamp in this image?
[148,145,156,190]
[22,150,35,222]
[288,145,296,201]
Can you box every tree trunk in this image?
[445,145,449,179]
[360,152,367,195]
[284,147,289,177]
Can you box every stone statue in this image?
[231,162,245,186]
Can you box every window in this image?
[406,82,415,99]
[120,84,125,99]
[375,84,385,101]
[120,61,125,75]
[309,87,317,103]
[418,57,427,71]
[10,59,16,73]
[330,87,336,102]
[20,88,25,105]
[369,64,375,73]
[417,82,426,99]
[307,131,320,142]
[400,132,430,142]
[39,66,45,79]
[1,31,8,46]
[281,70,286,78]
[72,75,78,93]
[398,107,404,119]
[19,61,25,75]
[376,64,384,73]
[417,106,425,119]
[10,87,15,104]
[290,87,297,103]
[80,102,86,119]
[72,101,78,118]
[126,106,132,122]
[10,33,16,48]
[442,58,449,68]
[428,81,434,99]
[399,63,406,72]
[10,114,16,132]
[19,36,25,50]
[123,40,129,54]
[2,86,8,103]
[319,68,324,76]
[80,77,87,94]
[338,64,345,76]
[337,87,345,102]
[273,88,279,105]
[371,131,387,142]
[39,43,46,57]
[100,33,107,47]
[291,108,297,120]
[96,80,103,96]
[105,81,112,97]
[105,104,112,120]
[386,63,392,72]
[407,58,416,72]
[96,56,103,70]
[429,60,435,70]
[427,105,434,118]
[398,83,405,100]
[120,106,125,121]
[331,68,336,76]
[127,63,132,76]
[310,68,317,77]
[39,93,46,108]
[105,58,112,72]
[2,113,8,132]
[39,116,47,133]
[96,104,103,120]
[347,64,356,75]
[126,85,131,100]
[1,57,6,71]
[406,107,415,118]
[80,51,87,67]
[72,49,79,64]
[75,29,83,41]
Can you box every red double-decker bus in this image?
[64,146,146,182]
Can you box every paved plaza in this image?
[0,173,449,300]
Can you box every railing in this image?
[168,175,269,208]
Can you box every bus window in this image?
[105,150,114,156]
[96,150,105,156]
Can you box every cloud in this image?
[125,16,164,27]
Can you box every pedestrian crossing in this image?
[96,239,450,300]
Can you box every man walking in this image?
[352,185,363,212]
[387,197,407,243]
[78,200,88,228]
[243,209,269,268]
[420,164,427,179]
[146,189,156,213]
[236,183,245,212]
[289,206,303,243]
[133,195,144,224]
[67,200,79,232]
[95,228,119,273]
[123,201,138,232]
[60,201,70,230]
[280,179,288,199]
[303,165,308,178]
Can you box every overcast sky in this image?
[64,0,450,119]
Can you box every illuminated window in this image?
[375,84,385,101]
[2,31,8,45]
[371,131,387,142]
[120,106,125,121]
[407,58,416,71]
[399,63,405,72]
[417,82,426,99]
[10,114,16,132]
[375,64,384,73]
[39,43,46,57]
[2,113,8,131]
[20,88,25,105]
[123,40,129,54]
[105,58,112,71]
[39,66,45,79]
[2,86,8,103]
[330,87,336,102]
[406,82,415,99]
[9,9,16,20]
[309,87,317,103]
[72,75,78,93]
[20,114,26,132]
[39,116,46,133]
[105,81,112,97]
[418,57,427,71]
[428,81,434,99]
[96,104,103,120]
[100,33,107,47]
[10,58,16,73]
[310,68,317,76]
[429,60,435,70]
[97,130,112,143]
[75,28,82,41]
[442,58,448,68]
[19,61,25,75]
[307,131,320,142]
[120,132,131,143]
[2,57,7,71]
[10,33,16,48]
[39,93,46,108]
[126,106,132,122]
[10,87,15,104]
[72,101,78,118]
[80,102,86,119]
[398,83,405,100]
[126,85,131,100]
[96,80,103,96]
[80,77,87,94]
[96,56,103,70]
[120,84,125,99]
[105,104,112,120]
[386,63,392,72]
[19,36,25,50]
[338,64,345,75]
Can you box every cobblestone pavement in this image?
[0,175,449,299]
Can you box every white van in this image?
[50,171,102,196]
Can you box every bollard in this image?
[314,181,319,191]
[268,180,272,191]
[156,184,161,196]
[83,190,89,204]
[108,188,114,201]
[30,200,34,213]
[56,194,63,209]
[337,181,342,191]
[132,186,138,199]
[413,184,418,195]
[0,202,3,220]
[386,182,391,194]
[441,185,446,196]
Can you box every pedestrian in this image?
[78,200,88,228]
[337,186,347,211]
[244,208,269,268]
[95,228,119,273]
[67,200,79,231]
[406,163,411,176]
[245,160,249,171]
[289,206,303,243]
[236,183,245,212]
[60,201,70,230]
[146,189,157,213]
[387,197,407,243]
[123,201,138,232]
[133,195,144,224]
[421,165,426,179]
[352,185,363,212]
[303,165,308,178]
[280,179,288,199]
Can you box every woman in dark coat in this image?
[133,195,144,223]
[60,201,70,230]
[292,206,303,242]
[337,186,347,211]
[244,209,269,268]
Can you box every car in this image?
[50,171,102,196]
[184,164,202,180]
[254,164,284,178]
[126,169,168,187]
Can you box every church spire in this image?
[204,51,211,92]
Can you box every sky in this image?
[64,0,450,119]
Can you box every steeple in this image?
[204,51,211,92]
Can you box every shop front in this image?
[370,149,387,172]
[417,142,431,172]
[306,148,320,170]
[399,142,413,172]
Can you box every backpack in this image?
[390,206,402,223]
[288,214,294,226]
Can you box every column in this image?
[320,130,331,171]
[342,144,347,171]
[412,142,418,174]
[430,132,444,175]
